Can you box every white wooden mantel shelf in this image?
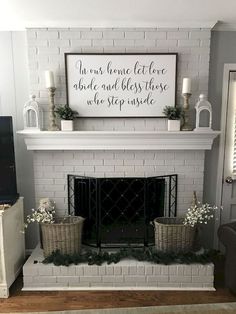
[17,130,220,151]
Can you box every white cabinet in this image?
[0,197,25,297]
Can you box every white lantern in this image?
[194,94,212,131]
[23,95,43,131]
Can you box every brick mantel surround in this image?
[21,27,219,291]
[25,27,216,217]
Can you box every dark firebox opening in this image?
[68,175,177,249]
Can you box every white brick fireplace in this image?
[19,27,219,291]
[23,27,216,217]
[18,130,219,217]
[36,149,201,217]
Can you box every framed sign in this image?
[65,53,177,117]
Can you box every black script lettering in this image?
[73,78,99,91]
[89,67,104,75]
[101,78,120,91]
[107,61,131,75]
[127,92,155,107]
[90,92,104,106]
[134,61,148,75]
[75,60,87,75]
[94,92,104,105]
[87,93,105,106]
[134,61,167,76]
[121,78,143,94]
[143,78,169,93]
[107,96,125,111]
[148,61,167,75]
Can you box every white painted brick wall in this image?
[26,27,211,130]
[33,150,204,216]
[26,27,209,216]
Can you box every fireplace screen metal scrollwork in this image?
[68,174,177,248]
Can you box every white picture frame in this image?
[65,53,177,117]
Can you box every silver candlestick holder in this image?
[47,87,59,131]
[181,93,192,131]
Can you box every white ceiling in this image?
[1,0,236,30]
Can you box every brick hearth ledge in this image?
[23,246,215,291]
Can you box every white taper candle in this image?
[45,70,55,88]
[182,78,191,94]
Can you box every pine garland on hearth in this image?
[42,248,221,266]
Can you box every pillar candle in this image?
[182,78,191,94]
[45,70,55,88]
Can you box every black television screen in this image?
[0,116,18,204]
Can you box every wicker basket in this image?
[153,217,196,253]
[40,216,85,257]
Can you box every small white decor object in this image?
[168,120,181,131]
[61,120,73,131]
[182,77,191,94]
[194,94,212,131]
[45,70,55,88]
[163,105,183,131]
[23,95,42,131]
[55,105,78,131]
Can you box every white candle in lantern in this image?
[182,78,191,94]
[45,70,55,88]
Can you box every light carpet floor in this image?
[3,302,236,314]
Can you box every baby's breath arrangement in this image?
[25,198,56,228]
[183,202,218,227]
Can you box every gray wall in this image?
[204,31,236,247]
[209,31,236,130]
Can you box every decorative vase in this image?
[61,120,73,131]
[168,119,181,131]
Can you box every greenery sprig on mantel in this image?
[55,105,78,120]
[42,248,221,267]
[163,105,183,120]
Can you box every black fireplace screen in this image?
[68,174,177,248]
